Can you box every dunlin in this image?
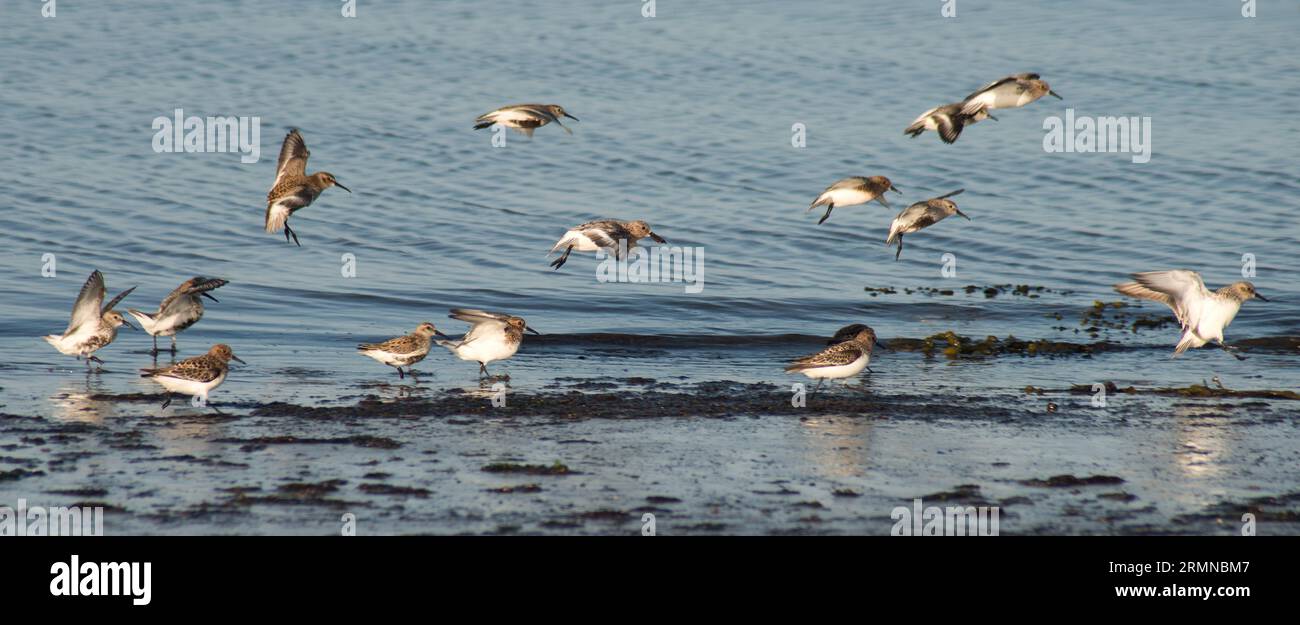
[358,322,449,379]
[436,309,540,378]
[808,176,900,225]
[885,189,969,261]
[1114,270,1267,360]
[127,276,228,355]
[265,129,350,246]
[140,343,245,411]
[43,270,137,370]
[473,104,578,138]
[960,73,1061,116]
[905,102,996,144]
[786,326,882,396]
[549,219,667,270]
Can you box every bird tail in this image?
[126,309,158,333]
[1172,331,1204,357]
[43,335,61,348]
[808,194,830,212]
[903,120,926,137]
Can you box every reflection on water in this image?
[797,413,876,480]
[50,380,116,424]
[1170,405,1235,480]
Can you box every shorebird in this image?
[808,176,900,225]
[786,326,882,396]
[960,73,1061,116]
[905,102,996,144]
[357,322,449,379]
[885,189,968,261]
[436,309,540,378]
[127,276,228,355]
[549,219,667,270]
[265,128,350,246]
[43,270,137,370]
[1113,270,1268,361]
[473,104,578,137]
[140,343,245,411]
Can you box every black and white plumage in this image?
[43,270,137,369]
[808,176,900,225]
[960,73,1061,116]
[265,129,350,246]
[473,104,578,137]
[905,102,996,144]
[786,326,881,396]
[549,219,667,270]
[885,189,969,261]
[435,309,540,378]
[127,276,228,355]
[357,322,448,378]
[1114,270,1267,360]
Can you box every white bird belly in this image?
[800,353,869,380]
[826,188,875,207]
[152,371,225,398]
[558,230,602,252]
[452,337,518,365]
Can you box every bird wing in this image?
[786,342,864,371]
[359,334,419,354]
[935,113,962,144]
[449,309,514,329]
[147,355,223,382]
[158,277,226,317]
[101,285,136,315]
[65,270,107,335]
[886,204,927,243]
[273,129,310,188]
[1114,270,1209,330]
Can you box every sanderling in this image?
[786,326,881,396]
[43,270,137,370]
[960,73,1061,116]
[436,309,540,378]
[885,189,968,261]
[358,322,449,379]
[808,176,900,225]
[127,276,228,355]
[1114,270,1268,361]
[473,104,578,138]
[905,102,996,144]
[265,129,351,246]
[549,219,667,270]
[140,343,245,411]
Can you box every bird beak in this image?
[202,292,220,303]
[1255,292,1269,302]
[434,330,451,339]
[649,232,667,244]
[334,181,352,193]
[1049,90,1062,100]
[987,113,999,122]
[526,326,542,336]
[956,209,971,220]
[121,320,137,331]
[874,338,889,351]
[563,112,579,121]
[231,355,247,365]
[891,185,902,195]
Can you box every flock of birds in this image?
[40,75,1270,409]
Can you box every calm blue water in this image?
[0,1,1297,534]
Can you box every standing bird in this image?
[885,189,969,261]
[960,73,1061,116]
[357,322,448,379]
[473,104,579,138]
[127,276,228,356]
[43,270,137,370]
[265,128,351,246]
[786,326,882,396]
[905,102,996,144]
[436,309,540,378]
[140,343,245,411]
[1113,270,1268,361]
[808,176,900,225]
[549,219,667,270]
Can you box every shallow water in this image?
[1,0,1297,534]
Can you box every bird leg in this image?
[397,367,405,379]
[550,245,574,270]
[284,223,301,246]
[811,378,825,399]
[1219,341,1247,361]
[170,335,178,354]
[479,362,489,377]
[894,235,904,261]
[151,335,159,355]
[817,205,834,225]
[161,393,172,410]
[208,402,226,415]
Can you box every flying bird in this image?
[43,270,136,370]
[473,104,579,138]
[549,219,667,270]
[265,128,350,246]
[808,176,900,225]
[127,276,228,355]
[436,309,539,378]
[905,102,996,144]
[960,73,1061,116]
[1114,270,1267,360]
[885,189,969,261]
